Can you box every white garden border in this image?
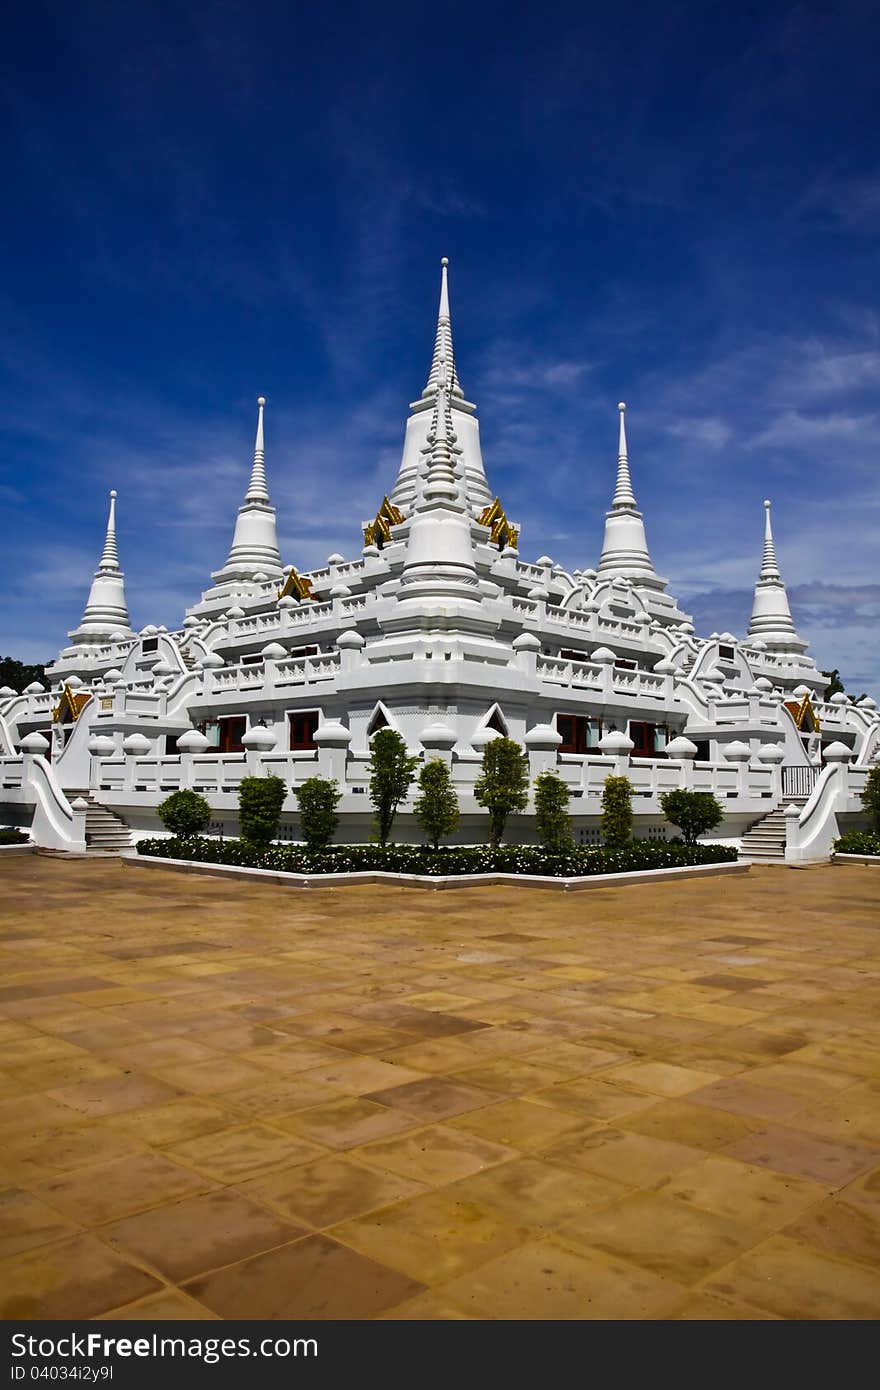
[121,852,748,892]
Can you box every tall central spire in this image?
[388,259,492,519]
[759,497,781,579]
[211,397,283,584]
[422,257,463,400]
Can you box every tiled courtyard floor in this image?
[1,855,880,1320]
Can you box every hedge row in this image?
[136,836,738,877]
[834,830,880,856]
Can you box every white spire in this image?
[99,489,120,568]
[69,490,133,644]
[611,402,637,508]
[422,258,463,399]
[389,259,492,518]
[597,401,663,588]
[759,498,780,579]
[401,383,478,595]
[245,396,269,503]
[747,499,807,652]
[212,397,283,584]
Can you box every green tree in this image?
[0,656,48,692]
[474,736,529,849]
[414,759,460,850]
[601,775,634,848]
[294,776,341,852]
[238,774,286,846]
[660,788,724,845]
[821,668,845,698]
[157,789,211,840]
[534,769,572,851]
[368,727,418,845]
[862,766,880,832]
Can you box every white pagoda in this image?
[2,260,877,861]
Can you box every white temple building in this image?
[1,260,877,862]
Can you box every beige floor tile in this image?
[0,1189,80,1258]
[618,1099,763,1151]
[48,1073,182,1117]
[184,1233,424,1319]
[280,1097,420,1150]
[33,1152,213,1225]
[104,1097,231,1147]
[704,1233,880,1319]
[657,1152,827,1227]
[435,1238,688,1319]
[161,1123,327,1182]
[545,1127,705,1185]
[556,1190,763,1284]
[240,1154,425,1227]
[445,1157,628,1231]
[97,1288,219,1319]
[0,1234,162,1319]
[450,1096,594,1150]
[724,1125,879,1187]
[604,1060,721,1098]
[358,1124,516,1187]
[101,1188,307,1281]
[529,1077,661,1122]
[332,1188,535,1284]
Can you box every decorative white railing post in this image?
[591,647,616,704]
[241,724,277,775]
[524,724,563,783]
[722,740,751,796]
[337,629,365,673]
[755,743,785,801]
[87,734,116,791]
[177,728,211,790]
[665,735,698,789]
[512,632,540,678]
[598,729,634,777]
[419,722,457,769]
[121,733,152,791]
[313,720,352,784]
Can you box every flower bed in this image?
[834,830,880,856]
[136,837,738,877]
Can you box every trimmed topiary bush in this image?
[660,789,724,845]
[368,727,418,846]
[414,759,460,850]
[157,789,211,840]
[474,737,529,849]
[136,836,738,876]
[601,774,633,848]
[238,774,286,847]
[861,767,880,832]
[834,829,880,856]
[294,776,340,852]
[534,770,572,851]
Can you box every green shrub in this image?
[834,829,880,856]
[414,759,460,850]
[238,774,286,846]
[474,737,529,849]
[861,767,880,832]
[0,827,29,845]
[534,770,572,851]
[368,728,418,845]
[157,789,211,839]
[294,776,340,852]
[136,836,739,876]
[659,789,724,845]
[601,775,633,848]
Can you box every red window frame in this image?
[289,710,319,751]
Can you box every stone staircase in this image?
[740,798,808,864]
[66,790,133,853]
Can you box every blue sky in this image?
[1,1,878,690]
